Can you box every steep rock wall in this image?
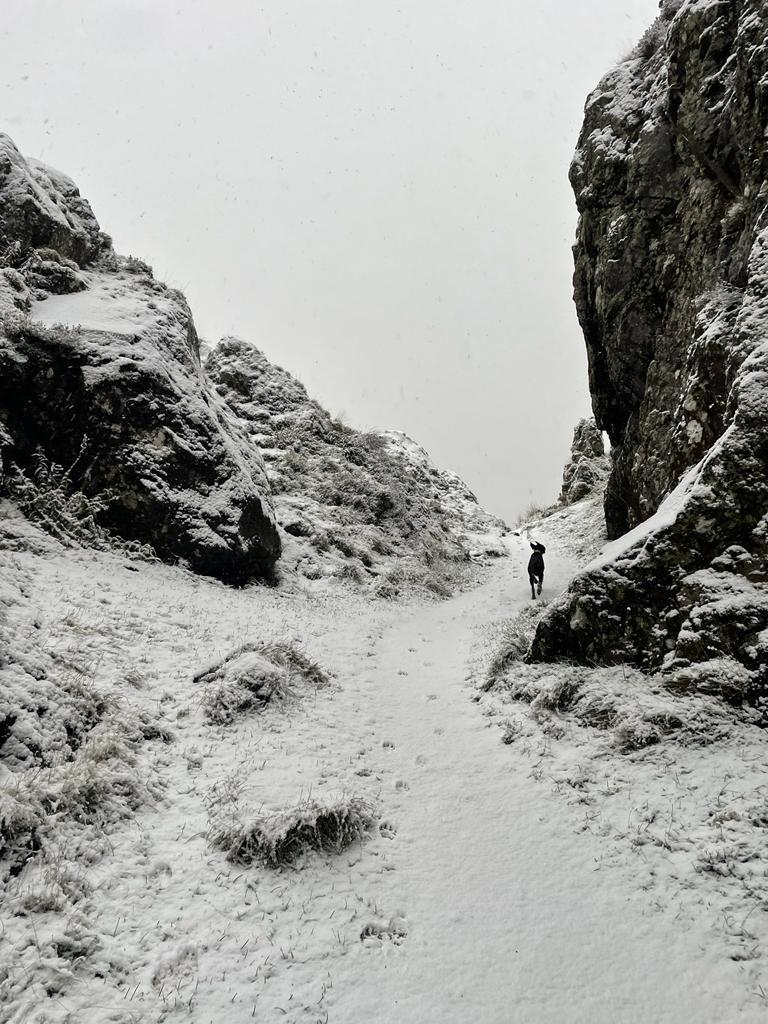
[572,0,768,537]
[531,0,768,700]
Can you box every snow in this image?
[584,429,731,572]
[30,271,177,338]
[2,513,766,1021]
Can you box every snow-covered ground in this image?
[3,507,767,1022]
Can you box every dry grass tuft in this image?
[209,794,377,867]
[483,604,548,689]
[195,640,330,725]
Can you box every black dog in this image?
[527,541,546,599]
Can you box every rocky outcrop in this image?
[0,134,103,266]
[0,134,280,584]
[206,338,508,591]
[559,418,609,505]
[531,0,768,701]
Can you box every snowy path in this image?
[323,556,758,1023]
[6,538,763,1022]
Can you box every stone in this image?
[559,417,608,505]
[0,134,102,266]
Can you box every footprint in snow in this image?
[360,911,407,945]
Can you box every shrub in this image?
[6,443,112,548]
[123,255,153,276]
[628,17,667,62]
[209,794,377,867]
[0,237,30,269]
[195,641,329,725]
[5,441,154,559]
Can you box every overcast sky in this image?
[2,0,659,522]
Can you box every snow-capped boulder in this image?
[531,0,768,699]
[0,133,102,265]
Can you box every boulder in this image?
[0,134,102,265]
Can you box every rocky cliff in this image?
[559,418,609,506]
[531,0,768,702]
[0,132,281,584]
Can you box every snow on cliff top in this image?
[30,269,184,340]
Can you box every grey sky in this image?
[2,0,659,522]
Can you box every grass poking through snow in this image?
[194,640,331,725]
[208,794,377,867]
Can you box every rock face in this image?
[531,0,768,701]
[0,134,280,583]
[0,134,102,266]
[559,418,609,505]
[206,338,508,592]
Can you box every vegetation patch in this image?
[0,707,164,882]
[483,603,549,689]
[195,640,330,725]
[5,442,155,560]
[209,794,377,867]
